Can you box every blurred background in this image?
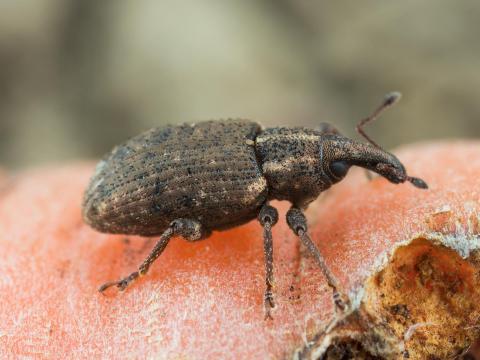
[1,0,480,169]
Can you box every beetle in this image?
[82,92,427,319]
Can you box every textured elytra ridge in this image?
[82,120,267,235]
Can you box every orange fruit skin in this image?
[311,141,480,296]
[0,141,478,359]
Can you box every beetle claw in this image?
[264,306,274,321]
[99,271,140,293]
[98,279,129,293]
[117,279,130,291]
[333,291,351,314]
[264,290,275,320]
[98,281,119,293]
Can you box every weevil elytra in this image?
[82,92,427,319]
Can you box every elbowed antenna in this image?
[355,92,427,189]
[356,91,402,149]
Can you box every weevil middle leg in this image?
[258,203,279,320]
[286,207,350,312]
[99,218,206,292]
[317,122,341,136]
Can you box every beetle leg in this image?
[99,218,206,293]
[317,122,341,135]
[258,204,279,320]
[286,207,350,313]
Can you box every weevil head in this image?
[257,127,427,209]
[322,135,428,189]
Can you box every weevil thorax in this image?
[255,127,334,208]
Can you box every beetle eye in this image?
[330,161,350,178]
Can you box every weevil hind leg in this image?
[258,203,279,320]
[99,218,207,293]
[286,207,350,313]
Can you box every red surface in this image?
[0,141,478,359]
[311,141,480,295]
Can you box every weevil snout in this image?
[323,136,428,189]
[357,152,428,189]
[375,162,428,189]
[374,159,406,184]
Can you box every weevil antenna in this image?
[356,91,402,149]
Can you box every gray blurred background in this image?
[1,0,479,169]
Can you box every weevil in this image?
[82,92,427,319]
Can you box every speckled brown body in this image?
[256,127,339,208]
[83,105,427,315]
[83,120,268,236]
[83,119,419,236]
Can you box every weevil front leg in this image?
[99,218,206,292]
[258,204,279,320]
[286,207,350,312]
